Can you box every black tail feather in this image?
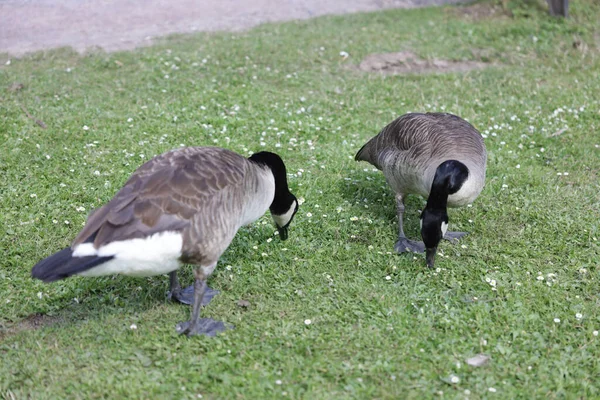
[31,247,113,283]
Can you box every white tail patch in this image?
[73,231,183,277]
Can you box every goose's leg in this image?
[443,231,468,242]
[168,271,219,306]
[393,194,425,254]
[176,264,229,337]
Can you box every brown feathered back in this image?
[73,147,247,250]
[356,113,485,169]
[355,113,487,201]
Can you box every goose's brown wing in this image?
[355,113,429,168]
[355,113,483,168]
[72,147,247,249]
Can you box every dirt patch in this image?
[356,50,489,75]
[0,0,468,57]
[0,313,63,340]
[450,2,507,19]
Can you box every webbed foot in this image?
[394,238,425,253]
[169,285,219,306]
[175,318,231,337]
[443,231,468,243]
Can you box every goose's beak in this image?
[277,225,289,241]
[425,247,437,268]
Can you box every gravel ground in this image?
[0,0,465,57]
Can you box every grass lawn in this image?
[1,0,600,398]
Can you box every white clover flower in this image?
[130,324,137,330]
[575,313,583,320]
[554,318,561,323]
[488,387,497,393]
[450,375,460,383]
[304,319,312,325]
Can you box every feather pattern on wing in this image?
[355,113,487,202]
[72,147,271,265]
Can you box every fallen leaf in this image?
[8,82,24,92]
[237,299,250,308]
[550,127,567,137]
[466,354,490,367]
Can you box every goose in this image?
[355,112,486,268]
[32,146,299,336]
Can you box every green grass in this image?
[1,0,600,398]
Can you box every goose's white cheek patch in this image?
[441,221,448,237]
[272,200,297,228]
[74,231,183,277]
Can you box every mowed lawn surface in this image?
[1,1,600,398]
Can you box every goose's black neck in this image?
[249,151,294,214]
[425,160,469,211]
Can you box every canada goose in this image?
[32,147,299,336]
[355,112,486,268]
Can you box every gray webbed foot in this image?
[394,238,425,253]
[175,318,231,337]
[443,231,468,243]
[169,285,219,306]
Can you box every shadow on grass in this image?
[335,169,426,238]
[0,273,197,340]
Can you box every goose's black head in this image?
[249,151,298,240]
[420,160,469,268]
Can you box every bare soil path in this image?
[1,0,464,57]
